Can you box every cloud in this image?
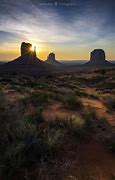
[0,0,115,60]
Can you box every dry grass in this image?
[0,68,115,179]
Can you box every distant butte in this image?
[84,49,113,67]
[0,45,115,76]
[0,42,55,75]
[90,49,106,62]
[46,52,65,67]
[21,42,37,57]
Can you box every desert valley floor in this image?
[0,68,115,180]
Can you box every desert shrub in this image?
[10,84,29,93]
[88,92,99,99]
[103,95,115,111]
[75,90,88,97]
[49,107,109,141]
[82,107,111,133]
[83,117,96,133]
[0,119,63,178]
[21,92,49,107]
[96,117,110,131]
[4,128,64,167]
[0,101,65,179]
[0,92,9,109]
[53,87,74,95]
[64,95,82,109]
[49,92,64,102]
[105,134,115,153]
[30,92,49,106]
[83,107,96,121]
[48,118,69,130]
[26,109,44,125]
[68,121,85,140]
[48,115,85,140]
[0,77,12,83]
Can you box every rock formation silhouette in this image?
[0,45,114,75]
[90,49,105,63]
[21,42,36,57]
[46,53,65,67]
[47,53,55,61]
[12,42,39,65]
[0,42,54,75]
[21,42,32,56]
[84,49,113,67]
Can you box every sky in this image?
[0,0,115,61]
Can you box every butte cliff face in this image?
[90,49,106,63]
[84,49,112,67]
[7,42,40,65]
[21,42,36,57]
[0,42,54,75]
[46,53,65,68]
[47,53,55,62]
[21,42,32,56]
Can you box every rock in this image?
[21,42,36,57]
[47,53,56,61]
[84,49,113,67]
[21,42,32,56]
[0,42,55,76]
[90,49,106,63]
[46,53,65,68]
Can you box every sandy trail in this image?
[64,140,115,180]
[43,98,115,179]
[82,98,115,127]
[43,98,115,127]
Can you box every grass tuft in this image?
[103,95,115,111]
[64,95,82,109]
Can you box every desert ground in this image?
[0,68,115,180]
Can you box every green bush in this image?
[21,92,49,107]
[64,95,82,109]
[26,109,44,125]
[89,93,99,99]
[82,108,110,133]
[48,116,84,140]
[103,95,115,111]
[83,107,96,120]
[0,102,65,178]
[105,135,115,153]
[48,92,64,102]
[96,117,110,131]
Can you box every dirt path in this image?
[43,98,115,179]
[64,98,115,180]
[43,98,115,127]
[64,140,115,180]
[82,98,115,128]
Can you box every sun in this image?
[30,44,36,52]
[30,43,41,53]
